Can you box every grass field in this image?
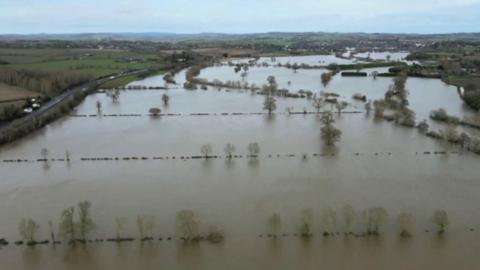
[0,48,162,77]
[99,75,142,89]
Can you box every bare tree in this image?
[96,100,102,115]
[312,96,323,113]
[342,205,356,234]
[115,218,126,240]
[247,143,260,158]
[300,209,314,238]
[201,144,213,159]
[224,143,236,159]
[19,218,40,244]
[176,210,200,242]
[77,201,94,241]
[364,100,372,115]
[335,101,348,114]
[367,207,388,235]
[137,215,155,240]
[398,212,414,238]
[322,208,337,235]
[59,207,75,243]
[268,213,282,237]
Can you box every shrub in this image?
[149,107,161,117]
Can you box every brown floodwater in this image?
[1,57,480,269]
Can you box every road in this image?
[0,69,147,131]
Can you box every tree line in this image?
[0,67,93,97]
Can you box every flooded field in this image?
[1,56,480,269]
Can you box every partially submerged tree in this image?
[107,89,120,103]
[224,143,236,159]
[48,220,57,246]
[417,119,430,133]
[162,94,170,106]
[320,112,342,146]
[149,107,161,117]
[312,96,323,113]
[458,132,472,150]
[77,201,94,241]
[115,217,126,240]
[397,212,414,238]
[40,148,49,160]
[300,209,314,238]
[96,100,102,115]
[207,225,225,243]
[431,210,449,235]
[59,207,76,243]
[263,95,277,115]
[200,144,213,159]
[321,72,333,88]
[247,143,260,158]
[373,99,386,119]
[335,101,348,114]
[19,218,40,244]
[367,207,388,236]
[342,205,357,234]
[322,208,337,236]
[268,213,282,237]
[394,107,416,127]
[263,76,278,95]
[137,215,155,240]
[364,100,372,115]
[176,210,200,242]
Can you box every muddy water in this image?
[1,57,480,269]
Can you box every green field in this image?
[0,48,162,77]
[99,75,142,89]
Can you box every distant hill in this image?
[1,32,480,42]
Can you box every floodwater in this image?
[1,56,480,270]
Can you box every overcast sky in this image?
[1,0,479,34]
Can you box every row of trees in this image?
[16,204,450,247]
[266,206,450,238]
[17,203,224,245]
[200,143,261,159]
[0,68,93,97]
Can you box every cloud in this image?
[0,0,479,33]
